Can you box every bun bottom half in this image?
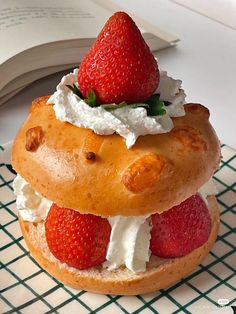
[19,196,219,295]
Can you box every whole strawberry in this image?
[78,12,159,104]
[150,194,212,258]
[45,204,111,269]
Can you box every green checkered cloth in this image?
[0,143,235,314]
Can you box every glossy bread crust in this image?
[19,196,220,295]
[12,96,220,216]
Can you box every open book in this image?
[0,0,178,106]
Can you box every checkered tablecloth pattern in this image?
[0,143,235,314]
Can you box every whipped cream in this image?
[156,71,186,109]
[47,69,186,149]
[13,174,52,222]
[105,215,151,273]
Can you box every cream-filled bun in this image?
[12,10,222,296]
[18,196,219,295]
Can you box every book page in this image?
[0,64,76,99]
[0,0,178,65]
[0,0,112,64]
[0,0,179,103]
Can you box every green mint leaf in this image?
[129,103,149,109]
[146,94,166,116]
[66,85,167,116]
[103,102,127,111]
[86,90,99,107]
[67,86,99,107]
[103,102,149,111]
[66,84,84,99]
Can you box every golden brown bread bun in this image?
[12,96,220,216]
[19,195,219,295]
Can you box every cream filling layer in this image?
[104,215,151,273]
[13,175,217,273]
[13,174,52,222]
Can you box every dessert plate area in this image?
[0,143,235,314]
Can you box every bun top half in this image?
[12,96,220,216]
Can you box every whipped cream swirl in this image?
[105,215,151,273]
[47,69,186,148]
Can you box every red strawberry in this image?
[78,11,159,104]
[150,194,211,258]
[45,204,111,270]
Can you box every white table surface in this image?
[0,0,236,148]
